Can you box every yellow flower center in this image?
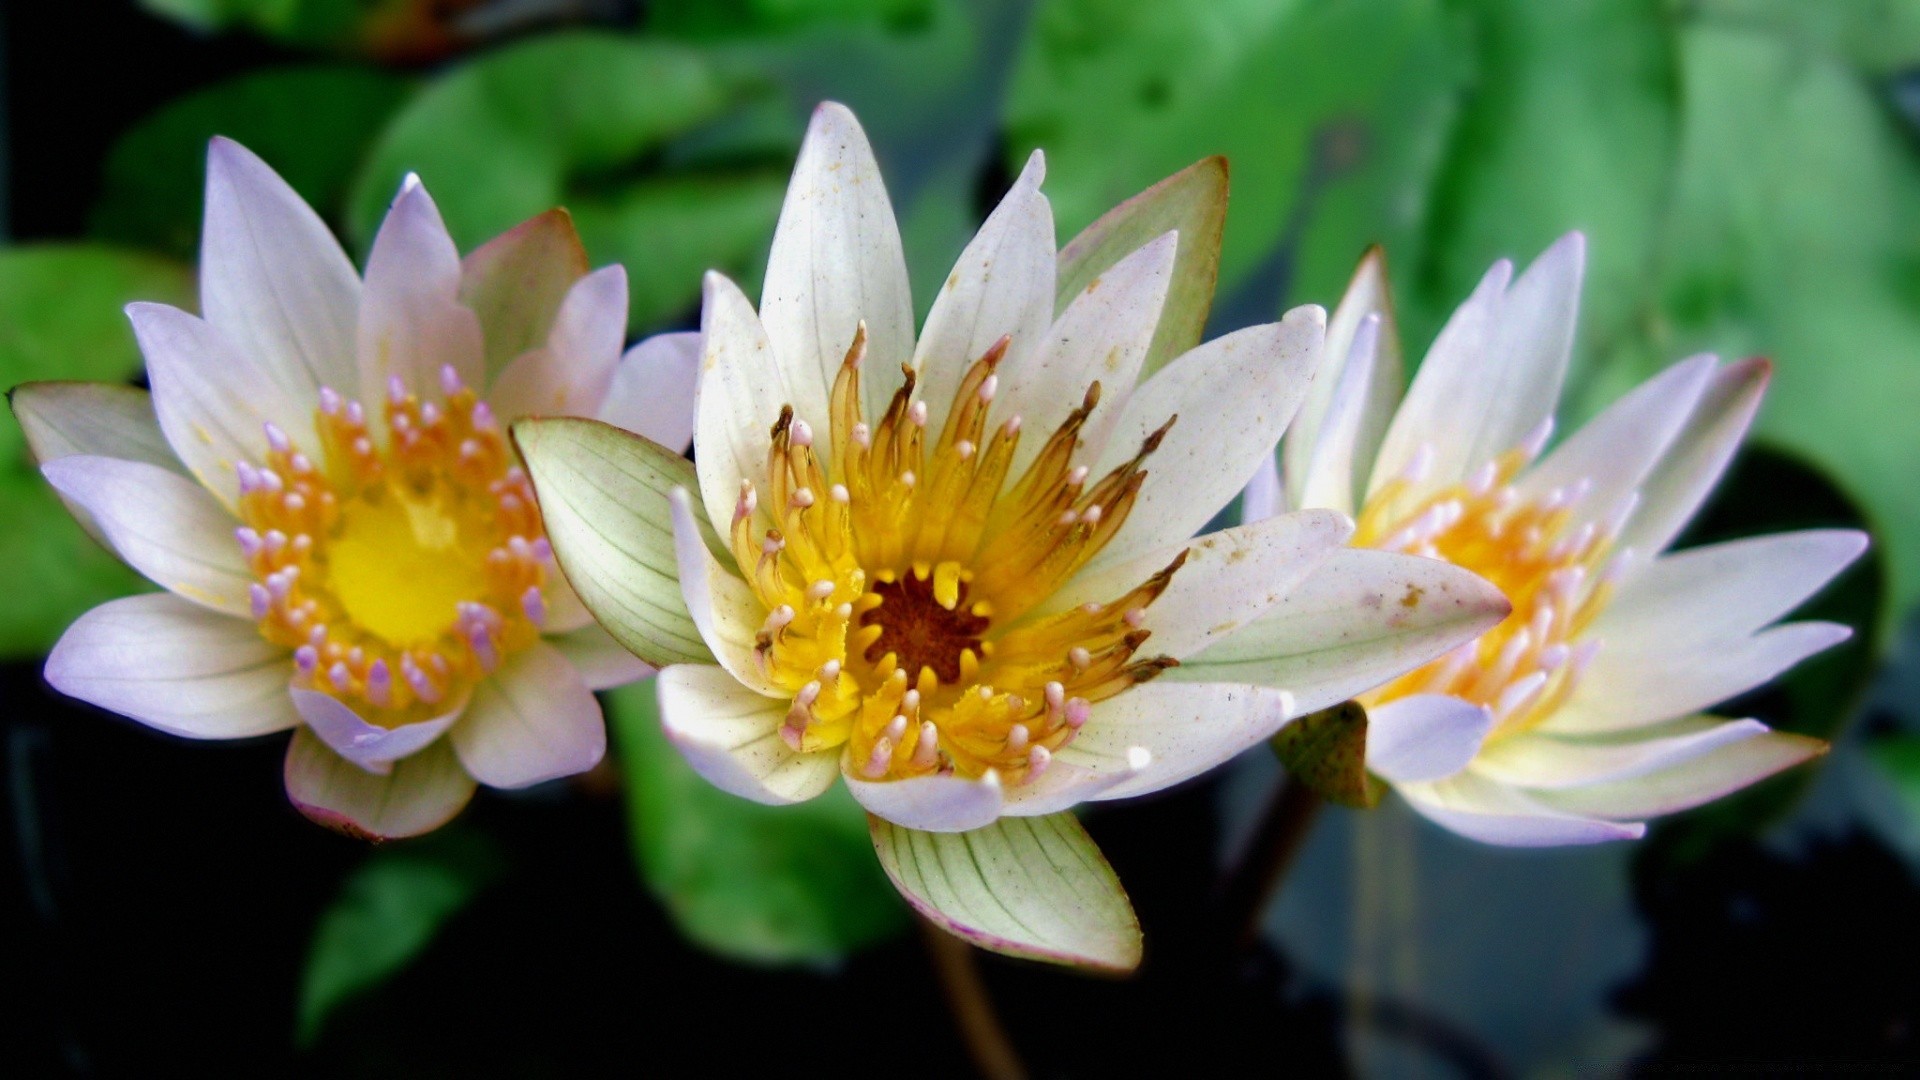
[236,368,552,724]
[1354,430,1618,741]
[736,329,1184,785]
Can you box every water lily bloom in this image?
[12,139,698,839]
[1251,233,1866,845]
[516,103,1509,969]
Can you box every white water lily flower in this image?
[12,139,699,839]
[1251,234,1866,846]
[516,103,1509,969]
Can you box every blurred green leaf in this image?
[90,66,413,261]
[1689,0,1920,73]
[1869,733,1920,823]
[0,246,195,657]
[1582,24,1920,620]
[606,679,907,966]
[138,0,467,60]
[350,32,791,332]
[647,0,936,39]
[297,828,505,1046]
[1006,0,1465,306]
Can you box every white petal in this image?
[598,331,701,452]
[1033,509,1351,658]
[655,663,838,805]
[1241,452,1283,523]
[1595,530,1868,653]
[284,726,475,840]
[293,689,463,773]
[513,416,709,666]
[485,265,628,421]
[845,770,1005,833]
[129,301,312,507]
[1397,771,1645,846]
[546,623,654,690]
[1547,621,1852,734]
[11,382,178,472]
[452,640,606,788]
[693,272,810,535]
[1474,716,1774,790]
[1372,233,1585,493]
[760,102,914,418]
[42,455,252,616]
[669,486,783,695]
[913,150,1054,421]
[1530,725,1826,819]
[870,812,1141,972]
[999,749,1152,817]
[1294,312,1386,516]
[46,593,296,740]
[1366,695,1492,783]
[1005,230,1176,479]
[356,177,484,403]
[1058,680,1294,801]
[1086,306,1326,569]
[1287,246,1401,511]
[1170,548,1511,714]
[1615,357,1769,559]
[1517,353,1716,529]
[200,137,360,399]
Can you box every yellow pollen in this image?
[235,371,552,725]
[744,326,1183,785]
[1354,441,1616,741]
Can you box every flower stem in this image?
[919,918,1028,1080]
[1217,769,1325,951]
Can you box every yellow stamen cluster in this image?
[237,367,553,724]
[1355,429,1620,740]
[734,328,1183,785]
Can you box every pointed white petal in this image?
[46,593,296,740]
[450,640,606,788]
[598,331,701,452]
[1171,548,1511,715]
[545,623,653,690]
[1372,234,1585,493]
[485,265,628,421]
[1615,357,1769,558]
[1366,695,1493,783]
[357,178,485,402]
[1595,530,1867,653]
[201,137,360,399]
[1086,306,1325,569]
[1519,353,1716,531]
[846,770,1006,833]
[999,750,1153,817]
[42,455,251,616]
[129,301,312,507]
[1474,716,1776,790]
[1546,621,1853,734]
[284,726,475,839]
[694,272,812,534]
[12,382,178,472]
[913,150,1054,420]
[760,102,914,418]
[1057,680,1294,801]
[457,208,589,381]
[1397,770,1645,846]
[1035,509,1350,658]
[1295,312,1385,516]
[1287,247,1400,510]
[871,812,1141,971]
[1006,231,1176,478]
[670,487,783,695]
[655,663,837,805]
[514,417,710,667]
[293,689,463,773]
[1530,725,1826,818]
